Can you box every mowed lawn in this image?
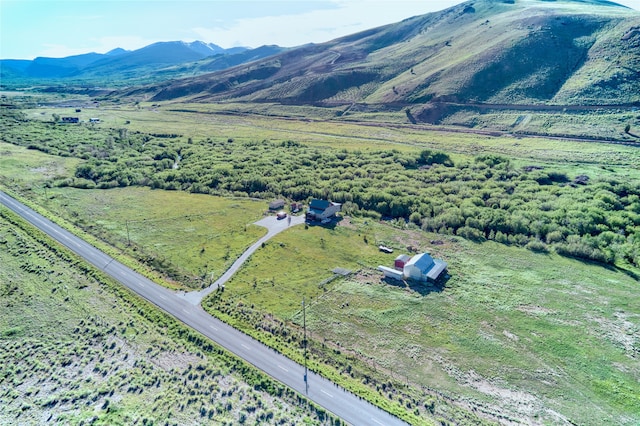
[215,217,640,425]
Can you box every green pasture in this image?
[0,141,269,289]
[0,210,329,425]
[39,186,268,289]
[210,222,394,316]
[4,103,640,424]
[211,216,640,425]
[26,103,640,168]
[0,141,80,187]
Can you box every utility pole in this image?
[303,297,308,394]
[125,220,131,246]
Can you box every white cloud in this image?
[192,1,457,48]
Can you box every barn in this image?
[403,253,447,283]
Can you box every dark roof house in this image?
[306,199,341,221]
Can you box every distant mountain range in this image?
[3,0,639,122]
[0,41,285,85]
[124,0,639,112]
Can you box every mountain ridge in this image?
[130,0,639,110]
[0,41,285,85]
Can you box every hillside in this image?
[134,0,639,113]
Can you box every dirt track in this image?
[167,103,640,146]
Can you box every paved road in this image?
[0,191,408,426]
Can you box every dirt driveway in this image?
[179,213,306,304]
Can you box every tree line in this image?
[3,108,640,268]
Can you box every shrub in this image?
[546,230,565,244]
[456,226,486,242]
[525,240,549,253]
[409,212,422,225]
[70,178,97,189]
[554,242,609,263]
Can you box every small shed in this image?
[269,199,285,210]
[394,254,411,270]
[378,266,403,281]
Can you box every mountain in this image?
[25,52,109,78]
[0,60,31,79]
[135,0,639,111]
[81,41,226,75]
[105,48,129,56]
[0,41,284,85]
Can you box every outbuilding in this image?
[403,253,447,283]
[378,266,404,281]
[394,254,411,270]
[269,199,285,210]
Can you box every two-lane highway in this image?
[0,191,408,426]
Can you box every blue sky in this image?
[2,0,639,60]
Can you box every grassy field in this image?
[25,103,640,168]
[38,187,268,289]
[441,109,640,141]
[0,139,81,188]
[3,104,640,425]
[0,209,337,425]
[208,217,640,425]
[207,221,394,316]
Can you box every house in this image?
[403,253,447,283]
[269,199,285,210]
[394,254,411,270]
[61,117,79,123]
[306,199,341,221]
